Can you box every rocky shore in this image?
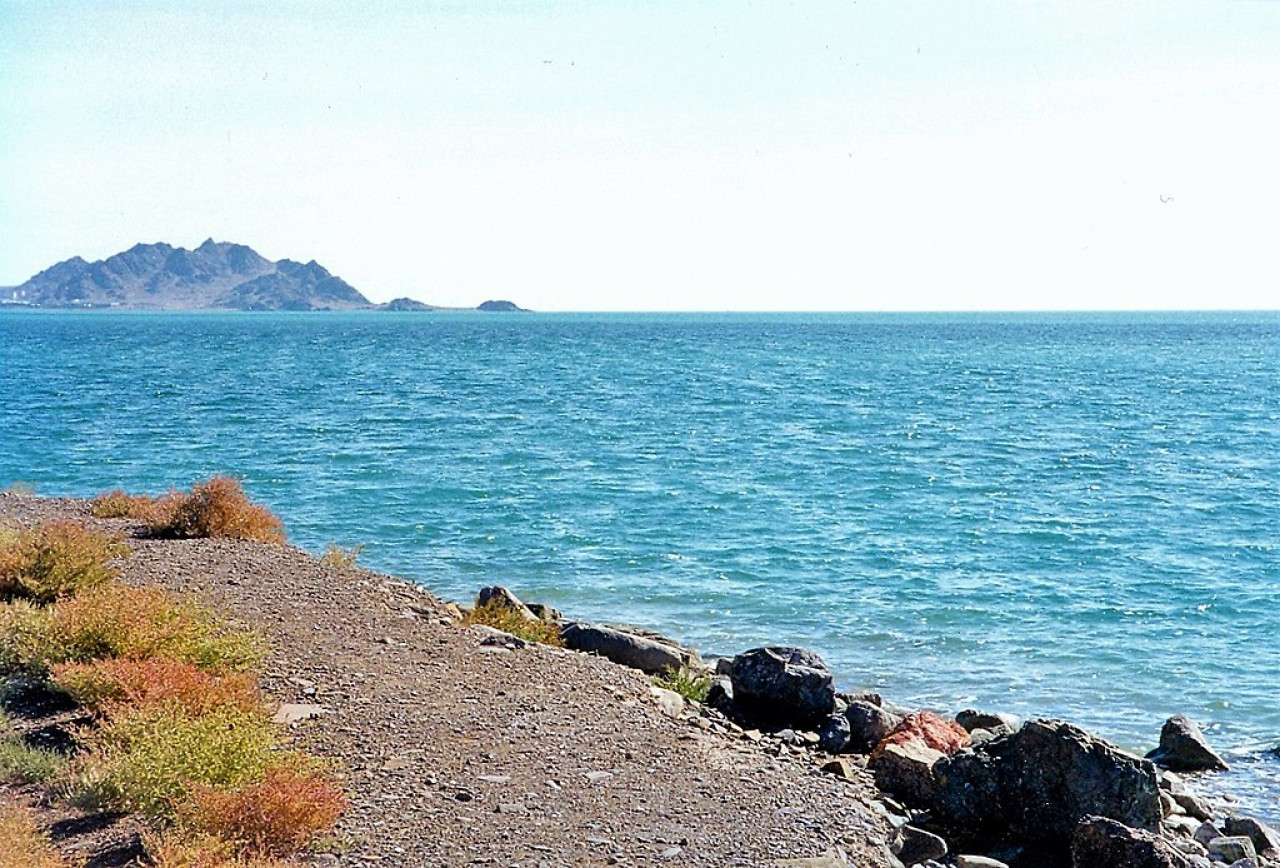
[1,492,1275,868]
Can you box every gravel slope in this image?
[0,495,896,867]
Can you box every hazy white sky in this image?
[2,2,1278,311]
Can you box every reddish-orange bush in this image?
[52,657,260,717]
[148,477,284,544]
[0,804,80,868]
[186,766,347,858]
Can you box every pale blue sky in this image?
[3,2,1278,310]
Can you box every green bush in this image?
[460,600,563,646]
[0,520,128,603]
[653,663,712,703]
[0,737,66,784]
[75,703,279,822]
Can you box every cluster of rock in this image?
[467,587,1278,868]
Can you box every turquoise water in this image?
[2,310,1278,812]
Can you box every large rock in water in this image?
[559,622,687,675]
[729,647,836,730]
[933,720,1162,850]
[1145,715,1228,772]
[1071,816,1193,868]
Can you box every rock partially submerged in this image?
[933,719,1162,850]
[1146,715,1229,772]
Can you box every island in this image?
[2,240,527,313]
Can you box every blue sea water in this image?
[2,310,1278,814]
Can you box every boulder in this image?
[1206,836,1256,863]
[1172,791,1213,822]
[560,622,686,674]
[872,711,970,760]
[729,647,836,730]
[1071,815,1193,867]
[1223,817,1280,855]
[847,700,904,754]
[872,740,945,807]
[525,602,561,622]
[1145,716,1228,772]
[955,709,1021,734]
[932,720,1162,850]
[891,825,948,865]
[954,857,1009,868]
[818,712,852,753]
[475,586,539,621]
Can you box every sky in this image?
[2,2,1278,312]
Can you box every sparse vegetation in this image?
[146,477,284,544]
[51,658,260,717]
[320,543,364,569]
[654,663,712,703]
[184,766,348,858]
[35,584,267,674]
[0,520,128,603]
[73,703,279,821]
[460,599,564,646]
[0,804,80,868]
[89,489,173,523]
[0,736,67,784]
[144,833,294,868]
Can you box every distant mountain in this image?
[4,241,529,312]
[9,240,370,310]
[477,299,528,312]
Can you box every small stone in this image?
[585,771,614,783]
[660,846,682,859]
[271,703,329,725]
[955,857,1010,868]
[649,685,684,718]
[494,802,526,813]
[476,774,511,784]
[821,758,857,780]
[891,825,947,865]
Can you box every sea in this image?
[2,310,1277,818]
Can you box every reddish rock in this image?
[871,711,971,761]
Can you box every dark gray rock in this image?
[1206,836,1256,863]
[1071,815,1193,867]
[891,825,948,865]
[932,720,1162,850]
[525,602,561,622]
[1193,821,1223,847]
[1146,716,1229,772]
[1223,818,1280,857]
[847,699,904,753]
[1172,791,1213,822]
[706,676,734,712]
[955,709,1021,734]
[729,646,836,730]
[818,712,852,753]
[560,622,686,674]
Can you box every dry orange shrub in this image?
[184,766,347,858]
[51,657,260,717]
[0,804,82,868]
[146,477,284,544]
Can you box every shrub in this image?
[0,737,66,784]
[51,658,260,717]
[460,600,564,646]
[148,477,284,544]
[184,766,347,858]
[89,490,174,524]
[0,520,128,603]
[144,833,292,868]
[0,804,80,868]
[653,663,712,703]
[42,584,267,674]
[319,543,364,569]
[0,600,55,675]
[74,703,279,822]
